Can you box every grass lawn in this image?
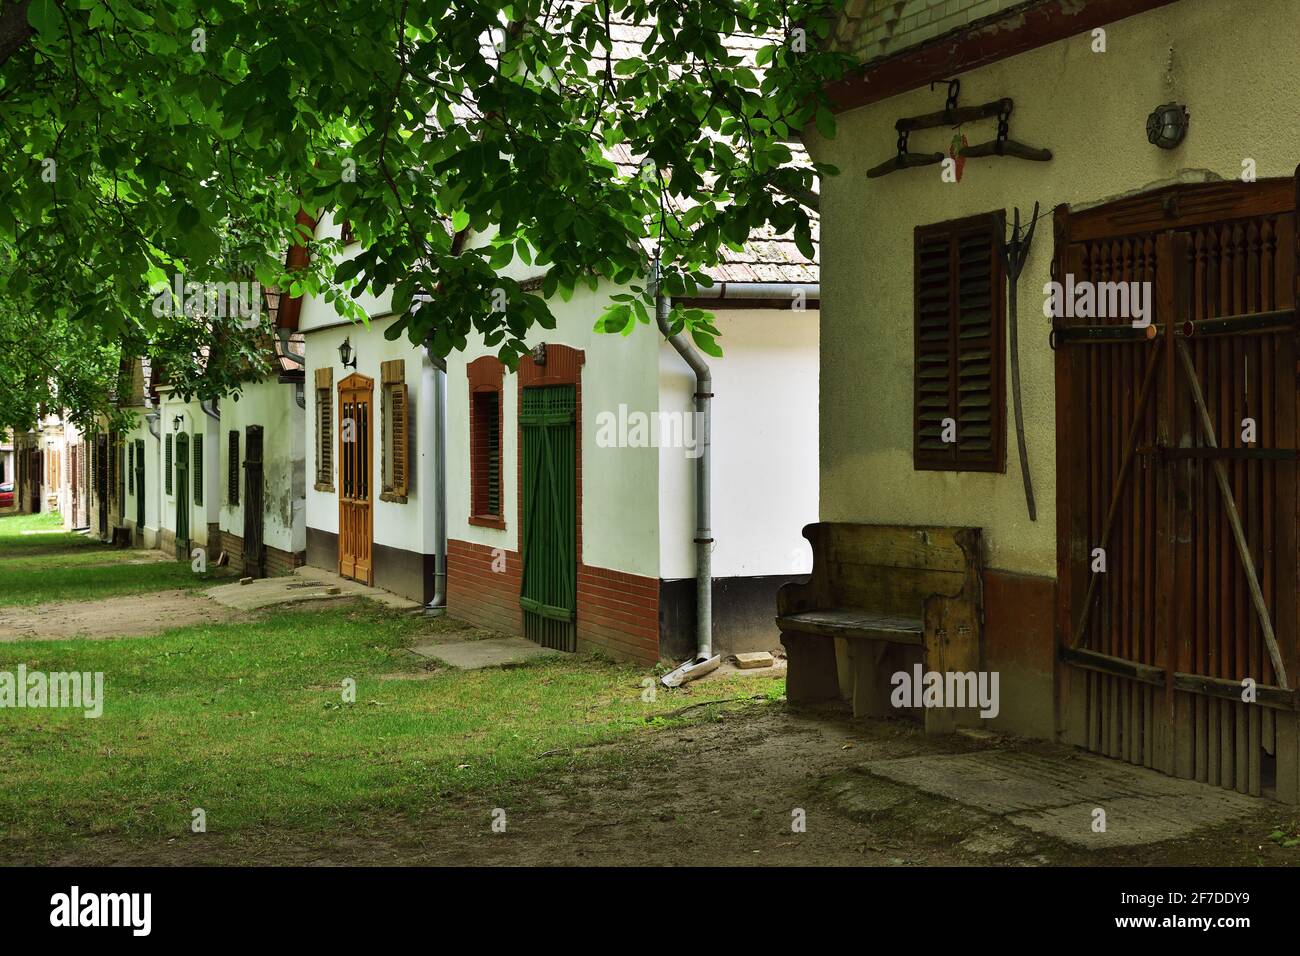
[0,511,230,605]
[0,524,785,857]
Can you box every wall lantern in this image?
[1146,102,1189,150]
[338,336,358,370]
[172,415,183,432]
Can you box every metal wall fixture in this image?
[867,80,1052,179]
[338,336,358,369]
[1146,102,1189,149]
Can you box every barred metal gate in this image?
[519,384,577,652]
[1055,179,1300,799]
[243,425,265,578]
[175,433,190,560]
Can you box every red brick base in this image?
[448,538,660,664]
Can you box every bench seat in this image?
[776,523,983,735]
[775,609,923,645]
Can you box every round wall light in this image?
[1146,102,1189,149]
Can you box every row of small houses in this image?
[18,208,821,667]
[20,0,1300,802]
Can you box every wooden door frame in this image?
[337,372,374,585]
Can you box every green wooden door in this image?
[174,433,190,559]
[519,385,577,652]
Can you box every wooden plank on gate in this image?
[1175,338,1291,689]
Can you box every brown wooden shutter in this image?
[380,360,409,499]
[913,212,1006,472]
[391,383,408,495]
[315,367,333,489]
[228,430,240,505]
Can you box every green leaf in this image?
[27,0,60,37]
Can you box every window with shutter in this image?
[128,443,134,495]
[380,359,409,502]
[913,212,1007,473]
[315,367,334,491]
[164,434,173,494]
[228,430,240,505]
[467,356,505,527]
[193,434,203,506]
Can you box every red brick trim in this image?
[447,538,660,664]
[826,0,1180,115]
[467,355,505,526]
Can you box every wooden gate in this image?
[1055,177,1300,800]
[243,425,265,578]
[338,373,373,584]
[174,433,190,559]
[519,384,577,652]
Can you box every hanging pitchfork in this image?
[998,202,1039,521]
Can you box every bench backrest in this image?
[779,523,982,617]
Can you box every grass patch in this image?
[0,601,782,848]
[0,511,229,604]
[0,514,784,855]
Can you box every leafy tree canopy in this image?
[0,0,850,428]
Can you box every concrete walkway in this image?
[206,566,421,612]
[863,745,1264,848]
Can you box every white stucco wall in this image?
[121,410,162,547]
[302,317,435,555]
[445,279,663,578]
[658,306,820,581]
[155,389,219,548]
[809,0,1300,577]
[218,377,307,555]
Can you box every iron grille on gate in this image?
[519,385,577,652]
[242,426,265,578]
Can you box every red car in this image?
[0,482,13,508]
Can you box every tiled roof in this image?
[603,19,819,285]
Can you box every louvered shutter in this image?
[913,213,1006,472]
[228,430,240,505]
[165,434,173,494]
[391,383,409,496]
[318,389,333,484]
[193,434,203,505]
[128,443,134,494]
[485,397,500,515]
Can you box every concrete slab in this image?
[410,636,562,669]
[864,748,1263,848]
[206,566,420,611]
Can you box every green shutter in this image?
[519,385,577,652]
[164,434,173,495]
[193,434,203,506]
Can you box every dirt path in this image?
[13,705,1298,867]
[0,589,248,641]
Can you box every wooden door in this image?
[1055,178,1299,799]
[338,373,373,585]
[519,384,577,652]
[134,439,145,528]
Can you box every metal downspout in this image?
[655,260,719,687]
[421,343,448,615]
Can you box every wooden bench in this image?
[776,523,984,735]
